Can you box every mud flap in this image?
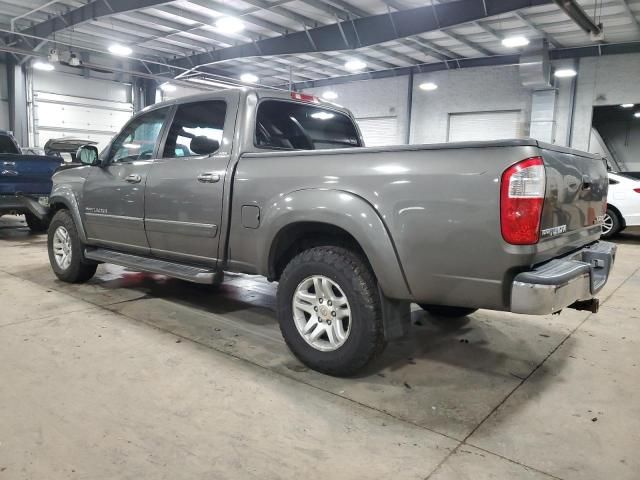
[378,286,411,340]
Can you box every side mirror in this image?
[76,145,100,166]
[190,136,220,156]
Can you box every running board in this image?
[84,248,219,284]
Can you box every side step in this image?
[84,248,220,284]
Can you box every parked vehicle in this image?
[46,88,616,376]
[602,172,640,238]
[0,129,62,232]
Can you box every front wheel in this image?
[47,209,97,283]
[419,304,478,318]
[277,246,386,376]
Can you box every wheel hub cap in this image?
[52,226,72,270]
[292,275,351,352]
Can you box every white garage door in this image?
[356,116,399,147]
[448,110,521,142]
[33,91,133,150]
[31,72,133,151]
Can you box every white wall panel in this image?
[0,63,9,131]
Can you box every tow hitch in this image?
[569,298,600,313]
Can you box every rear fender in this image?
[259,188,412,300]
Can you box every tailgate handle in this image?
[581,175,592,190]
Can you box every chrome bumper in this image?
[511,241,617,315]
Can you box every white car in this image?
[603,172,640,238]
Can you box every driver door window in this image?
[107,108,169,163]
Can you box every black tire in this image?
[419,304,478,318]
[24,212,49,233]
[47,209,97,283]
[601,207,622,239]
[277,246,386,377]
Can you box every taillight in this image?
[634,188,640,194]
[501,157,546,245]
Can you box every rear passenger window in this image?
[255,100,361,150]
[163,101,226,158]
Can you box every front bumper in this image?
[511,241,617,315]
[0,194,50,220]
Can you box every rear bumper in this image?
[511,241,616,315]
[0,194,50,219]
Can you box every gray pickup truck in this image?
[47,87,616,376]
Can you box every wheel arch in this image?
[607,203,626,229]
[49,187,88,243]
[261,189,412,300]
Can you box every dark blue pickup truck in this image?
[0,130,63,232]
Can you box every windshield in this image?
[0,135,20,154]
[256,100,361,150]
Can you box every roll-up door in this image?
[447,110,521,142]
[356,116,399,147]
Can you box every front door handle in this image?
[197,172,221,183]
[125,174,142,184]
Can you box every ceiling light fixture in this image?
[33,61,54,71]
[419,82,438,91]
[621,103,635,108]
[344,59,367,72]
[554,68,577,78]
[322,91,338,100]
[240,73,259,83]
[160,83,177,92]
[502,36,530,48]
[215,16,245,33]
[635,112,640,118]
[108,44,132,56]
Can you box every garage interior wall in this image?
[30,69,133,149]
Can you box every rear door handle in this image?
[125,174,142,184]
[197,172,221,183]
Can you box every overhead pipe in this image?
[553,0,603,36]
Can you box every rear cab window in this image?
[255,100,361,151]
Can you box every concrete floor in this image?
[1,215,639,480]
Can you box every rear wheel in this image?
[601,207,622,239]
[419,304,478,318]
[25,212,49,233]
[47,209,97,283]
[277,246,386,376]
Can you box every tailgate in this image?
[0,154,62,195]
[539,147,607,242]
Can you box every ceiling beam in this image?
[12,0,174,42]
[170,0,554,69]
[283,40,640,90]
[618,0,640,31]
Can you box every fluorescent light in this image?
[33,61,54,71]
[215,16,244,33]
[160,83,177,92]
[240,73,259,83]
[344,59,366,72]
[621,103,635,108]
[502,36,530,48]
[108,44,132,56]
[311,112,335,120]
[322,90,338,100]
[635,112,640,118]
[554,68,577,78]
[419,82,438,91]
